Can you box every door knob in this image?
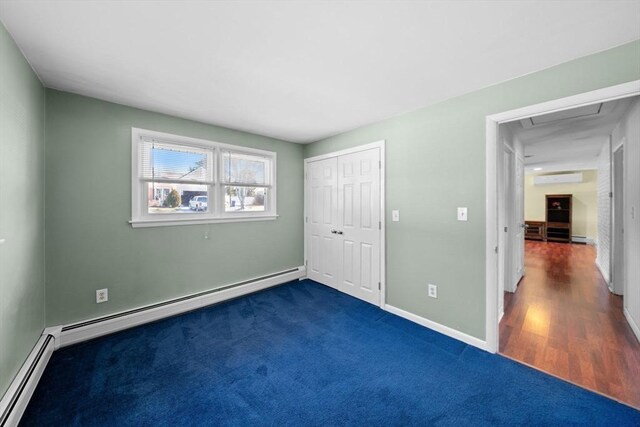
[336,231,343,235]
[331,229,337,234]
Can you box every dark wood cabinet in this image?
[525,221,546,241]
[545,194,572,243]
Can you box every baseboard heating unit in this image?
[0,333,56,427]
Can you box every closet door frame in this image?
[304,140,386,308]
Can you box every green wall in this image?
[305,40,640,340]
[45,90,304,326]
[0,24,45,397]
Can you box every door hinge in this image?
[495,246,499,254]
[305,216,308,223]
[379,221,382,230]
[378,282,381,290]
[609,192,613,198]
[379,160,382,169]
[504,226,508,232]
[305,260,308,267]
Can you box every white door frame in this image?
[485,80,640,353]
[611,142,625,295]
[304,141,386,308]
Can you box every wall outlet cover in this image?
[428,284,437,298]
[96,288,108,303]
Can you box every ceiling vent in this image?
[533,173,583,185]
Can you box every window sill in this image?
[129,215,278,228]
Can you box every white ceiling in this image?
[506,97,636,174]
[1,1,639,143]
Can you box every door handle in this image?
[330,230,343,235]
[336,231,343,235]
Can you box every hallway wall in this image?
[611,97,640,340]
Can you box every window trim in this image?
[130,128,277,228]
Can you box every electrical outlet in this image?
[457,207,468,221]
[428,284,437,298]
[96,288,108,303]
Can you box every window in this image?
[131,128,276,227]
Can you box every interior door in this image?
[514,155,525,286]
[337,148,381,305]
[612,145,625,295]
[498,145,513,317]
[307,157,339,289]
[306,147,382,306]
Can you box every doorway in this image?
[486,81,640,407]
[304,141,386,307]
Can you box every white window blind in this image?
[141,139,213,184]
[221,151,269,186]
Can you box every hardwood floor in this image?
[500,240,640,408]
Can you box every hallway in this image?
[500,241,640,408]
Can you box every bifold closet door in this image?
[336,149,381,305]
[306,147,381,306]
[307,157,339,289]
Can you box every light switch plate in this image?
[392,210,400,222]
[457,207,468,221]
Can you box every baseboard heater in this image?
[571,236,592,244]
[59,266,306,347]
[0,334,55,427]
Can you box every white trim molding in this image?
[624,308,640,343]
[59,266,305,347]
[384,304,488,351]
[0,333,55,427]
[485,80,640,354]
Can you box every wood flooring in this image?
[500,240,640,408]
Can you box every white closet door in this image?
[307,157,339,288]
[306,147,382,306]
[337,148,381,305]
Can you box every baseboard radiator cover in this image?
[0,333,55,427]
[59,266,306,347]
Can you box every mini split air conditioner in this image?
[533,173,583,185]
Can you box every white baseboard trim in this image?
[384,304,488,351]
[594,259,610,287]
[59,266,306,348]
[624,308,640,343]
[0,332,55,427]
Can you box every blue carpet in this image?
[21,279,640,426]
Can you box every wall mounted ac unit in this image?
[533,173,583,185]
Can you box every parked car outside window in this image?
[189,195,208,211]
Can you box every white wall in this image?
[611,97,640,341]
[596,142,611,284]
